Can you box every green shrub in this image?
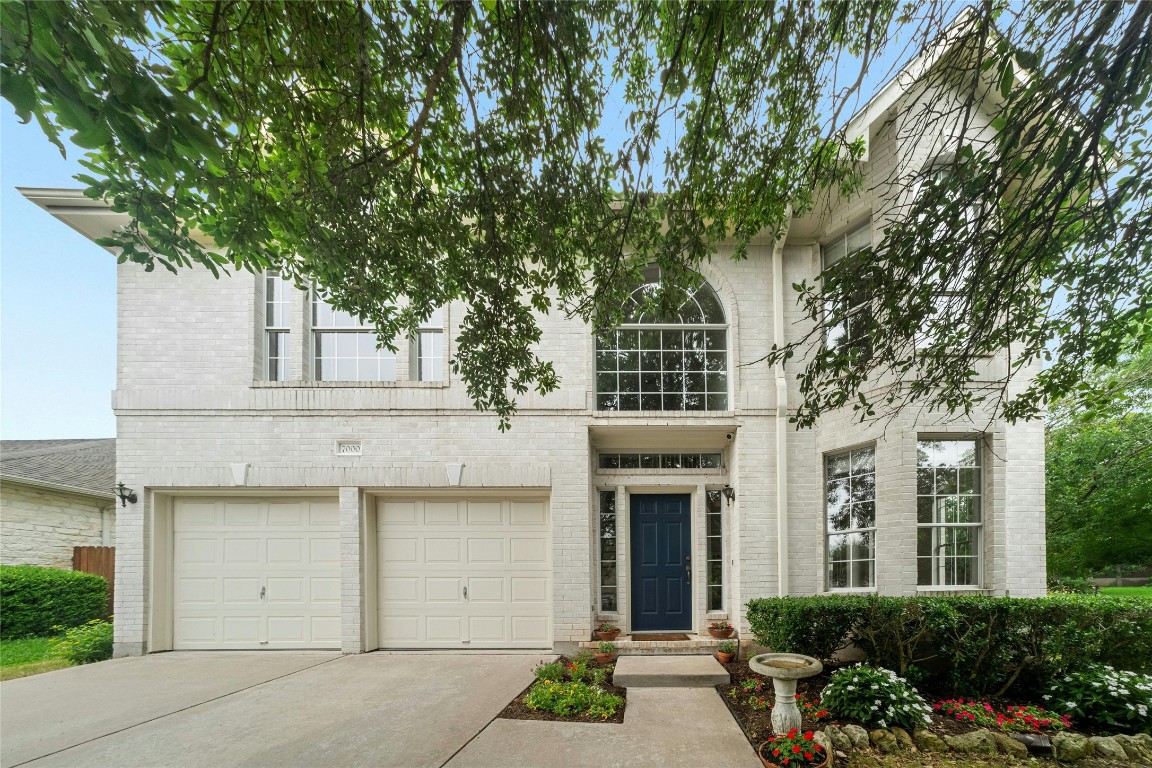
[0,566,109,639]
[51,619,113,664]
[524,679,623,719]
[1044,665,1152,733]
[820,664,933,730]
[533,660,565,683]
[745,594,1152,697]
[746,595,867,661]
[1047,576,1097,594]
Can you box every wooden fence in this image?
[73,546,115,618]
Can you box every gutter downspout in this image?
[772,227,791,597]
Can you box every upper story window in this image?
[917,439,982,587]
[265,271,291,381]
[312,292,396,382]
[821,222,872,354]
[411,307,445,382]
[596,267,728,411]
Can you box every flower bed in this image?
[497,655,626,724]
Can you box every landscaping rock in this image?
[842,724,870,749]
[891,727,917,752]
[1090,736,1128,761]
[913,728,950,753]
[870,729,900,754]
[813,730,833,758]
[1053,732,1094,762]
[1114,734,1152,763]
[824,725,853,752]
[943,729,998,756]
[991,732,1029,758]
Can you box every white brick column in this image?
[340,486,365,653]
[113,484,149,657]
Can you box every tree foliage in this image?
[1046,334,1152,576]
[1,1,1149,428]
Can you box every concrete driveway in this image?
[1,652,540,768]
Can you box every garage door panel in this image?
[377,498,550,649]
[173,498,340,650]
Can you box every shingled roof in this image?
[0,439,115,500]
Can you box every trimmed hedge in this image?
[0,565,109,639]
[746,594,1152,697]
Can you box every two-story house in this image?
[23,22,1047,658]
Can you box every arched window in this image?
[595,267,728,411]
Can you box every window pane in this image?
[852,501,875,529]
[707,585,722,611]
[619,454,640,469]
[700,454,721,469]
[917,497,934,524]
[601,589,617,612]
[707,513,722,537]
[852,559,874,588]
[829,561,849,589]
[707,536,722,560]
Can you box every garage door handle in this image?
[260,586,266,600]
[463,586,468,600]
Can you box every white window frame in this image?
[597,489,618,612]
[821,221,873,353]
[311,290,396,382]
[264,271,291,381]
[916,438,983,588]
[410,307,446,382]
[705,488,725,611]
[824,445,877,591]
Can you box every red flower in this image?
[804,751,814,760]
[803,731,814,741]
[772,748,781,756]
[792,745,802,753]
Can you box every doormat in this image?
[628,633,690,641]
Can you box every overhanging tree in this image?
[2,0,1149,428]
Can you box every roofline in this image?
[1,474,116,503]
[0,438,115,461]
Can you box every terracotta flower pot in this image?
[758,741,832,768]
[594,629,620,641]
[594,652,614,665]
[708,628,734,638]
[716,651,735,664]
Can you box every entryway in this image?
[629,493,692,632]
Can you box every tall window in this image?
[265,271,291,381]
[411,307,445,382]
[596,266,728,411]
[599,490,618,611]
[825,446,876,589]
[917,439,982,586]
[312,292,396,381]
[821,222,872,353]
[706,490,724,610]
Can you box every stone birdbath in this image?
[749,653,824,735]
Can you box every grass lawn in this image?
[0,637,73,681]
[1099,586,1152,599]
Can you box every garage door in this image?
[172,498,341,650]
[377,498,551,648]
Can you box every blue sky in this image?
[1,104,117,438]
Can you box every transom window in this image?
[312,292,396,382]
[825,446,876,589]
[917,439,982,587]
[821,222,873,354]
[596,268,728,411]
[598,452,722,469]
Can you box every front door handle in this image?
[685,564,691,579]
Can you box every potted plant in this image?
[758,729,830,768]
[716,639,737,664]
[594,622,620,641]
[708,619,734,638]
[595,641,615,665]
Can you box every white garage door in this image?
[377,498,551,649]
[173,498,341,650]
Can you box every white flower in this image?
[1065,702,1077,710]
[1042,695,1051,701]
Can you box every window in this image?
[706,490,724,610]
[265,271,291,381]
[598,490,618,611]
[312,292,396,381]
[598,452,722,469]
[913,167,977,350]
[596,267,728,411]
[917,439,982,586]
[821,222,872,354]
[411,307,445,382]
[825,446,876,589]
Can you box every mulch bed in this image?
[497,656,627,725]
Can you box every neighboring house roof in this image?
[0,439,116,502]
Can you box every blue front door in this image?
[630,494,692,632]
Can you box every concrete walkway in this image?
[447,686,760,768]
